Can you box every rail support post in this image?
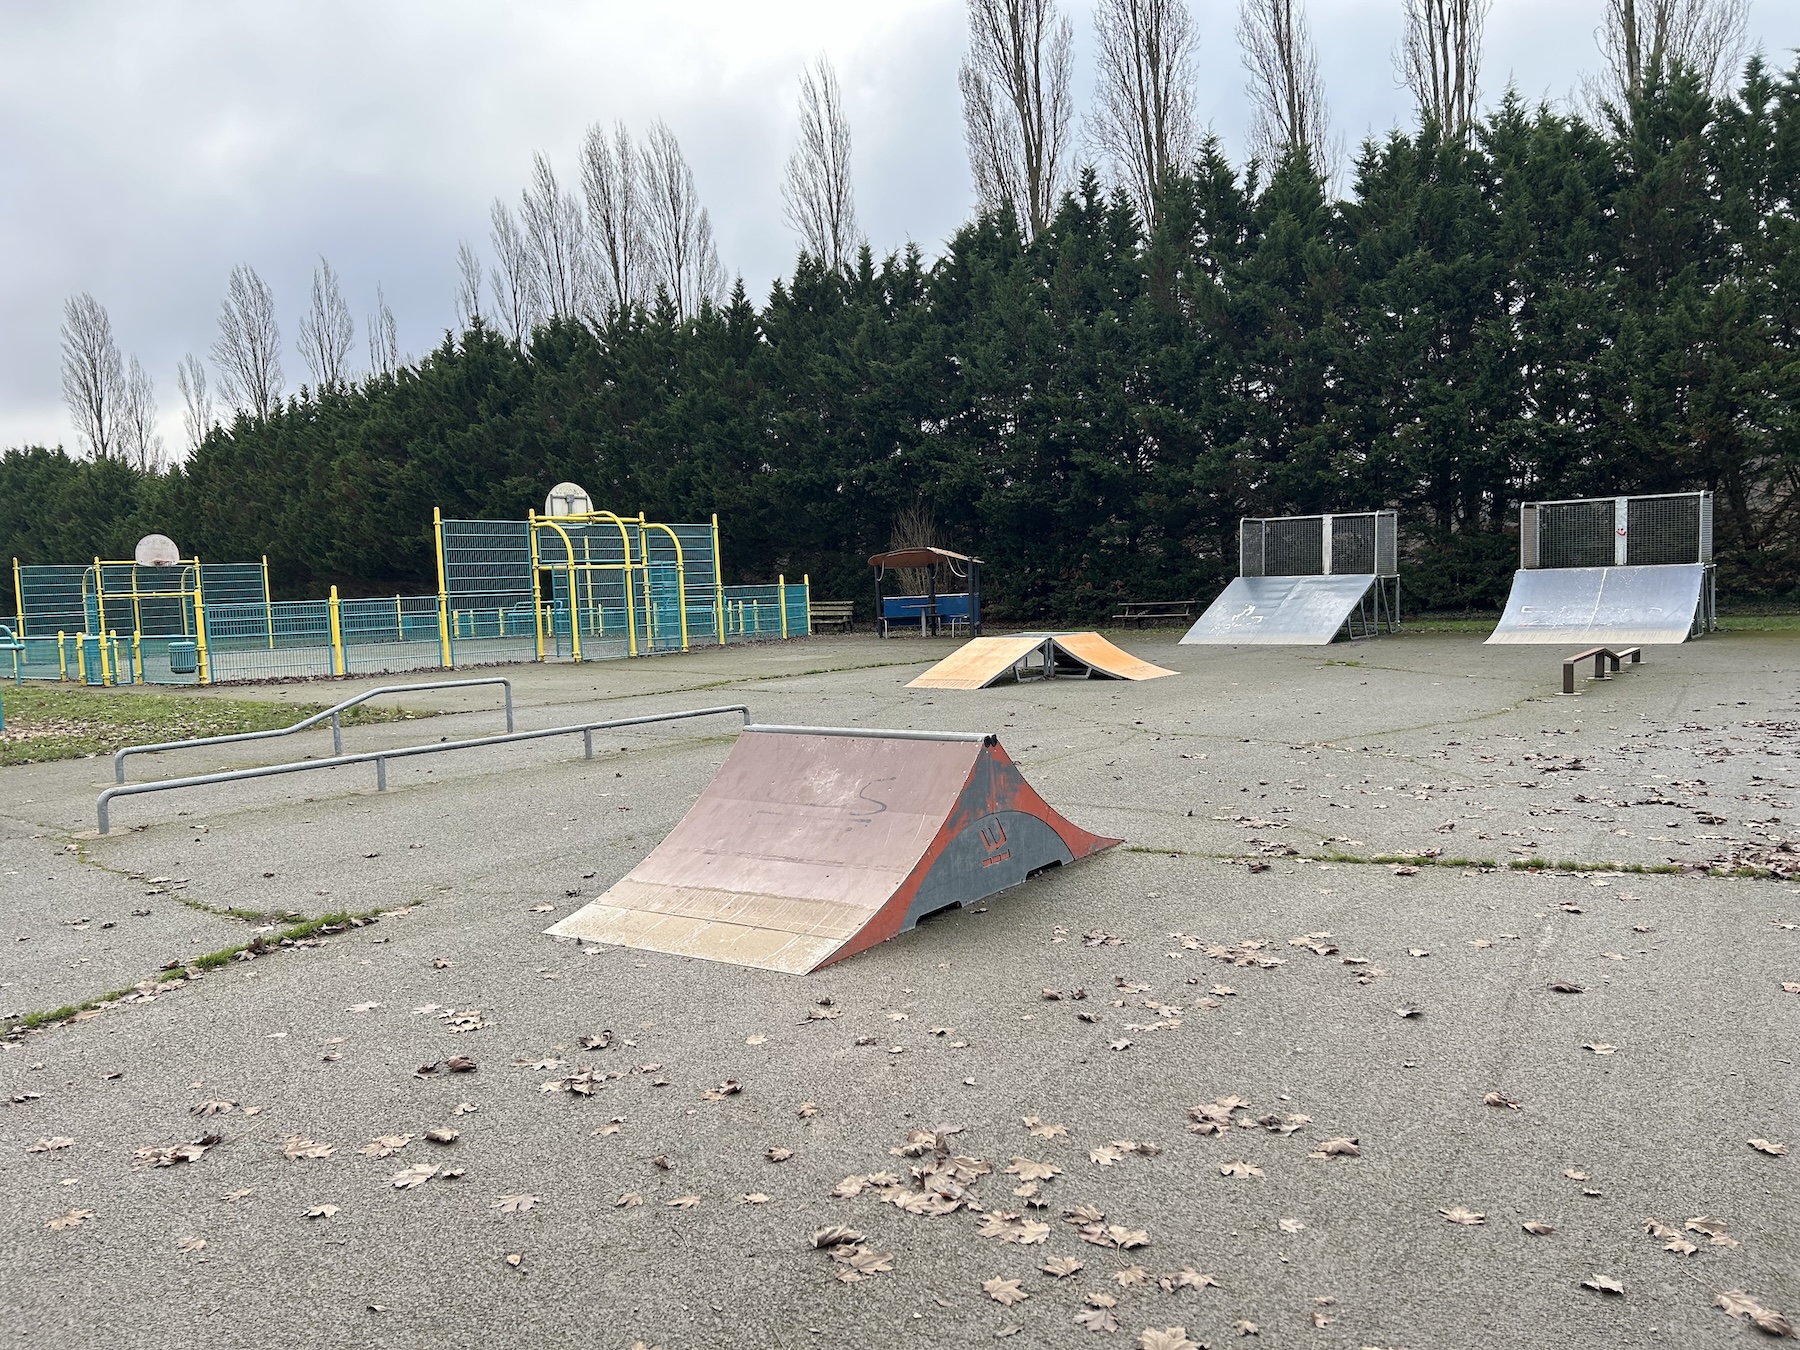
[376,757,387,792]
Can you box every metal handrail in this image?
[96,703,750,834]
[112,677,514,784]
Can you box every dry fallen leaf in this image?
[1114,1266,1150,1288]
[1581,1275,1625,1296]
[1232,1322,1260,1337]
[797,1102,820,1119]
[178,1236,205,1255]
[1715,1289,1795,1338]
[1278,1218,1306,1234]
[1582,1043,1617,1055]
[1023,1116,1068,1139]
[1484,1092,1522,1110]
[359,1134,412,1158]
[1160,1268,1219,1292]
[666,1194,701,1209]
[1008,1157,1062,1181]
[811,1226,864,1249]
[1562,1169,1589,1181]
[390,1164,438,1189]
[739,1193,770,1205]
[1749,1139,1789,1157]
[1548,981,1585,994]
[1219,1160,1264,1179]
[1042,1255,1085,1278]
[983,1278,1029,1306]
[25,1137,73,1153]
[1440,1206,1486,1225]
[189,1101,235,1118]
[493,1194,538,1214]
[220,1188,253,1202]
[304,1204,338,1219]
[1090,1145,1125,1167]
[1315,1137,1360,1158]
[615,1192,642,1208]
[424,1128,459,1144]
[1139,1329,1202,1350]
[46,1208,94,1231]
[1521,1221,1555,1235]
[1074,1308,1120,1333]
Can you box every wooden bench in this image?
[809,601,856,633]
[1561,645,1642,696]
[1111,599,1197,627]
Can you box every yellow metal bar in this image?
[536,518,583,663]
[528,510,545,660]
[328,586,345,676]
[779,575,788,639]
[132,631,141,684]
[11,558,22,638]
[582,536,593,640]
[394,594,403,643]
[92,558,107,642]
[803,574,812,635]
[642,523,689,652]
[57,632,66,681]
[262,556,274,649]
[131,563,143,642]
[192,557,210,685]
[433,508,452,668]
[98,628,112,686]
[710,515,726,646]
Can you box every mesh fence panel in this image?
[1536,500,1617,569]
[16,565,87,636]
[1331,515,1377,575]
[1626,494,1706,565]
[1239,523,1266,577]
[1375,512,1398,576]
[1262,517,1326,575]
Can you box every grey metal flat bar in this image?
[114,677,515,783]
[97,704,750,834]
[743,724,993,743]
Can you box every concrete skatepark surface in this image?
[2,631,1796,1349]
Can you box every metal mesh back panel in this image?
[1375,512,1398,576]
[1262,517,1326,576]
[442,519,533,610]
[1331,515,1377,575]
[1239,522,1265,577]
[1626,494,1705,565]
[17,565,90,636]
[1536,500,1616,569]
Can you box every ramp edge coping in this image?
[742,723,994,743]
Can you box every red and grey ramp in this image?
[546,725,1117,973]
[1485,563,1709,645]
[1180,574,1381,645]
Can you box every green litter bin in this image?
[168,641,198,676]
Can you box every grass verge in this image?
[0,684,424,767]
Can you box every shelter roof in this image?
[868,547,982,570]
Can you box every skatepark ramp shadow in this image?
[906,632,1175,689]
[546,725,1118,973]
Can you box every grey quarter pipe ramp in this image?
[1180,574,1380,645]
[1486,563,1709,645]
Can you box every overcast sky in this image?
[4,0,1798,457]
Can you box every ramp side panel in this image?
[907,636,1046,689]
[817,741,1119,969]
[1179,575,1377,645]
[1485,564,1705,645]
[1049,632,1177,680]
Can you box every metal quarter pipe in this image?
[1486,563,1708,645]
[1179,575,1379,645]
[545,725,1118,973]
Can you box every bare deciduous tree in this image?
[210,264,284,420]
[121,356,164,472]
[639,120,725,320]
[297,256,355,388]
[177,353,214,453]
[1595,0,1748,105]
[1238,0,1334,174]
[1399,0,1489,137]
[960,0,1075,239]
[488,199,542,344]
[60,292,126,459]
[368,284,399,378]
[782,55,862,271]
[582,121,647,315]
[1088,0,1200,230]
[520,152,589,321]
[455,242,485,331]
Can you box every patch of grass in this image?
[1716,613,1800,632]
[0,684,421,767]
[1507,857,1683,875]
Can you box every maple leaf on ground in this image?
[983,1278,1029,1306]
[1583,1043,1617,1055]
[1548,981,1585,994]
[811,1225,863,1249]
[1066,1204,1106,1225]
[1232,1321,1260,1337]
[1043,1255,1085,1278]
[1160,1268,1219,1292]
[46,1209,94,1231]
[424,1128,459,1144]
[1483,1092,1521,1109]
[1139,1329,1201,1350]
[304,1204,338,1218]
[178,1236,205,1255]
[1074,1308,1120,1333]
[25,1137,73,1153]
[1521,1221,1555,1235]
[359,1135,412,1158]
[666,1194,701,1209]
[1090,1146,1125,1167]
[190,1101,235,1118]
[1715,1290,1796,1338]
[1749,1139,1789,1157]
[1219,1160,1264,1178]
[221,1188,253,1201]
[615,1192,642,1208]
[390,1164,438,1189]
[493,1194,537,1214]
[1315,1137,1360,1157]
[1440,1206,1486,1225]
[1007,1157,1062,1181]
[1581,1275,1625,1296]
[1023,1116,1068,1139]
[701,1080,741,1103]
[1114,1266,1149,1288]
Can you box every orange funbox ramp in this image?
[907,632,1176,690]
[545,726,1117,973]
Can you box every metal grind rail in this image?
[112,677,515,784]
[96,703,751,835]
